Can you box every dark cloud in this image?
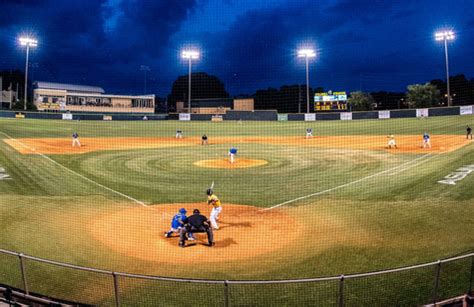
[1,0,474,95]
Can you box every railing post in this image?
[338,274,344,307]
[113,272,121,307]
[432,260,442,304]
[18,253,29,295]
[224,280,229,307]
[469,255,474,295]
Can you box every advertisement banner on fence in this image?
[15,112,25,119]
[304,113,316,121]
[378,110,390,119]
[179,113,191,121]
[211,115,223,122]
[278,114,288,121]
[103,115,112,121]
[416,108,429,118]
[460,105,473,115]
[340,112,352,120]
[62,113,73,120]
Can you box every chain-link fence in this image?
[0,248,472,306]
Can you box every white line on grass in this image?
[263,153,432,211]
[0,132,147,207]
[388,153,436,176]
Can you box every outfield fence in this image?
[0,248,472,306]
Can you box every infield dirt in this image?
[4,135,470,155]
[194,158,268,168]
[89,204,305,264]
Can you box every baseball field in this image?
[0,115,473,305]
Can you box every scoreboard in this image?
[314,91,348,111]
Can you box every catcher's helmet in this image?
[193,209,200,214]
[206,188,213,196]
[179,208,186,214]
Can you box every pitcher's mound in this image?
[89,204,302,264]
[194,158,268,169]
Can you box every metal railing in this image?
[0,248,472,306]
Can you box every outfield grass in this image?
[0,115,472,305]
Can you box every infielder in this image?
[207,188,222,230]
[422,132,431,149]
[228,147,237,164]
[202,134,208,145]
[72,132,81,147]
[306,128,313,138]
[467,125,472,140]
[165,208,195,239]
[176,129,183,139]
[386,134,397,149]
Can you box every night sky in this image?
[1,0,474,97]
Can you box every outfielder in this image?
[207,188,222,230]
[72,132,81,147]
[422,132,431,149]
[228,147,237,164]
[386,134,397,149]
[165,208,194,239]
[306,128,313,138]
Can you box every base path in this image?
[89,204,305,264]
[4,135,470,155]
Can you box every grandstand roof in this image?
[34,81,105,94]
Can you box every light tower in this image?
[181,50,200,112]
[297,49,316,113]
[19,36,38,110]
[435,30,455,106]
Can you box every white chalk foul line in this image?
[388,153,436,176]
[263,153,432,211]
[0,132,147,207]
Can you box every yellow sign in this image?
[38,103,60,110]
[15,113,25,119]
[211,115,223,122]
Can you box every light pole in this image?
[297,49,316,113]
[181,50,199,113]
[140,65,150,95]
[19,36,38,111]
[435,30,455,106]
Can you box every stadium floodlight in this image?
[19,36,38,110]
[435,30,455,106]
[181,50,200,112]
[297,48,316,113]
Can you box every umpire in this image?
[179,209,214,247]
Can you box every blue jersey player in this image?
[422,132,431,149]
[165,208,194,239]
[228,147,237,164]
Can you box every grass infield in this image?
[0,115,472,305]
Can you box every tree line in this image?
[3,68,474,112]
[167,73,474,113]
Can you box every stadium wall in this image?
[0,105,472,121]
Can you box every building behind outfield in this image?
[176,98,254,114]
[33,81,155,113]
